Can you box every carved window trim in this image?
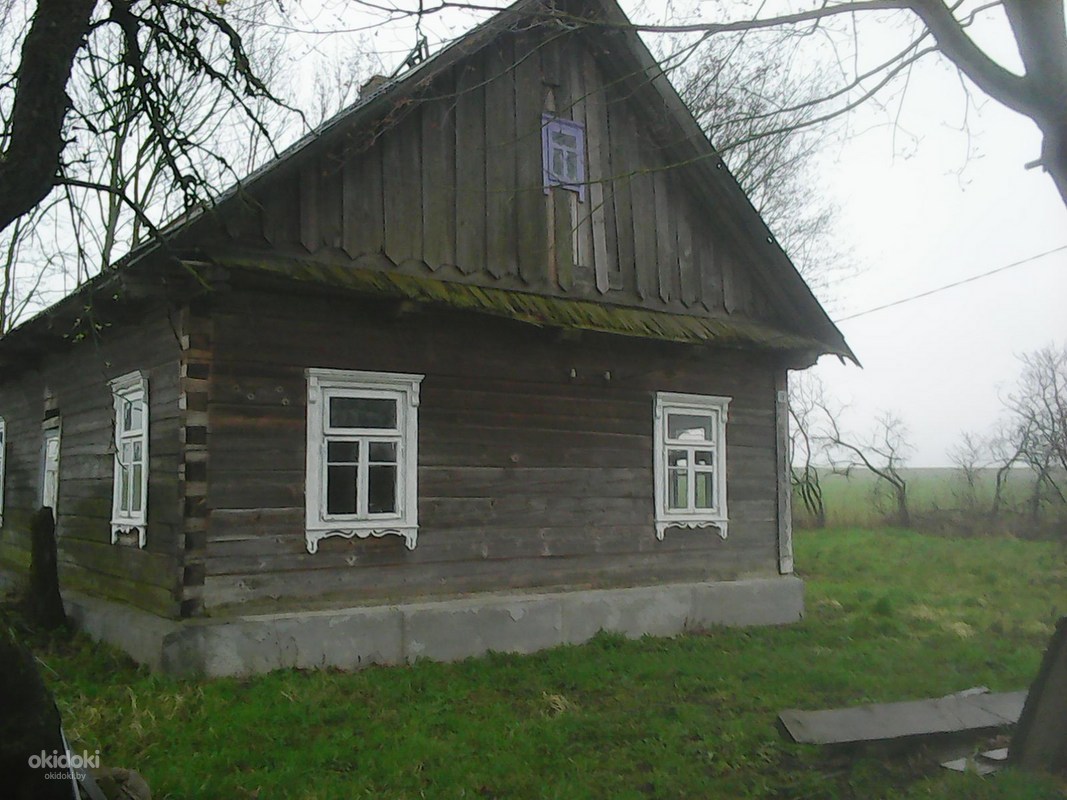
[305,368,423,554]
[110,371,149,547]
[653,392,730,541]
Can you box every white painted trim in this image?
[305,368,423,554]
[653,392,731,541]
[109,371,149,547]
[41,424,62,518]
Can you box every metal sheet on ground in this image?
[778,688,1028,746]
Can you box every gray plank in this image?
[779,689,1029,746]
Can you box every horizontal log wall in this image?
[210,29,775,325]
[0,311,184,616]
[203,289,783,612]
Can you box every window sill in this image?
[306,523,417,554]
[655,518,728,541]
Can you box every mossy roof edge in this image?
[212,257,842,355]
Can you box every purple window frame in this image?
[542,115,586,202]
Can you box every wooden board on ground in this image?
[778,688,1028,746]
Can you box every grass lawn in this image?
[14,529,1067,799]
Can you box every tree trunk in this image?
[27,507,66,630]
[0,0,96,234]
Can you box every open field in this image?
[6,528,1065,799]
[795,467,1066,531]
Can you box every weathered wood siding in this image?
[0,312,184,616]
[202,290,783,611]
[205,28,775,325]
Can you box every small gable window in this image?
[110,372,149,547]
[542,115,586,201]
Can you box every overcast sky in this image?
[793,9,1067,467]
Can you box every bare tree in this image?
[825,410,914,527]
[1002,344,1067,518]
[788,372,832,527]
[948,431,988,510]
[584,2,1067,209]
[0,0,283,236]
[673,31,850,294]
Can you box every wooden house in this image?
[0,0,853,674]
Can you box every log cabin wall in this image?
[206,28,779,329]
[202,288,784,612]
[0,310,185,616]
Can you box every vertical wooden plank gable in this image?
[299,163,320,253]
[606,102,637,298]
[698,226,724,312]
[484,38,520,280]
[565,37,595,283]
[342,141,384,257]
[455,55,487,276]
[582,46,618,295]
[652,167,675,303]
[422,72,458,270]
[383,111,424,265]
[514,31,549,288]
[677,201,701,308]
[543,37,574,292]
[317,150,344,251]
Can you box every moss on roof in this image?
[212,256,838,355]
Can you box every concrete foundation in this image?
[62,576,804,677]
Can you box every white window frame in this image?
[109,371,149,547]
[305,368,422,554]
[653,392,730,541]
[0,416,6,527]
[542,115,587,201]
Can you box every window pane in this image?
[668,413,713,442]
[327,465,358,514]
[120,465,130,513]
[552,148,567,179]
[132,464,143,512]
[330,397,396,429]
[369,441,397,463]
[694,450,714,468]
[694,471,715,509]
[129,398,143,431]
[668,469,688,510]
[121,441,133,466]
[132,441,143,463]
[327,441,360,463]
[368,466,397,514]
[667,449,687,467]
[552,130,577,149]
[564,151,578,180]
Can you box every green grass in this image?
[14,529,1067,799]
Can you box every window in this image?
[305,369,422,554]
[110,372,148,546]
[542,115,586,201]
[0,416,6,526]
[653,392,730,540]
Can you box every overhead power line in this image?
[833,244,1067,323]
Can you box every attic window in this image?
[542,115,586,201]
